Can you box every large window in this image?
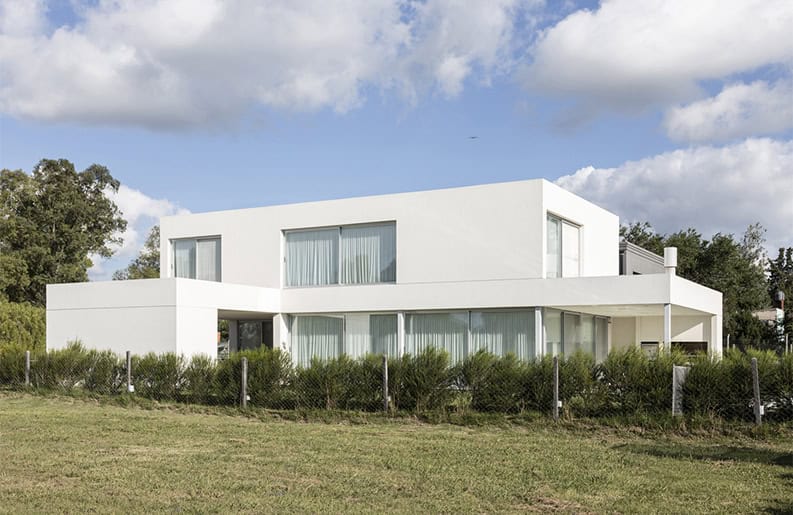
[285,222,396,287]
[292,315,344,367]
[173,237,221,281]
[546,215,580,278]
[470,311,535,361]
[545,309,607,358]
[405,312,468,364]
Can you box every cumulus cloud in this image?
[0,0,538,129]
[663,80,793,143]
[523,0,793,114]
[555,138,793,251]
[88,185,188,280]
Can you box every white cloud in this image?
[0,0,539,128]
[663,80,793,143]
[555,138,793,251]
[523,0,793,114]
[88,185,188,280]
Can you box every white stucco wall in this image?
[160,179,617,289]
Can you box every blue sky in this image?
[1,0,791,278]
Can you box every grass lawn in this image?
[0,393,791,513]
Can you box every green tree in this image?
[113,225,160,280]
[0,159,127,305]
[619,222,664,255]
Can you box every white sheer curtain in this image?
[344,314,370,359]
[546,216,561,278]
[545,309,562,356]
[595,317,609,362]
[563,313,581,355]
[196,238,220,281]
[581,315,595,356]
[470,311,534,361]
[292,315,344,367]
[285,229,339,286]
[370,314,398,357]
[173,240,195,279]
[562,222,580,277]
[405,312,467,364]
[341,223,396,284]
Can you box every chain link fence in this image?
[1,343,791,424]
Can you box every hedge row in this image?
[1,343,792,421]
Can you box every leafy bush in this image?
[131,353,185,401]
[0,301,46,352]
[182,355,217,404]
[246,348,294,409]
[523,355,554,413]
[683,348,753,420]
[83,350,123,394]
[458,352,528,413]
[33,342,93,390]
[0,342,27,385]
[395,348,453,412]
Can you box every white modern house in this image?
[46,179,723,364]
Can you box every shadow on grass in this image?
[615,442,793,467]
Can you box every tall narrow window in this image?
[172,237,220,281]
[581,314,595,355]
[546,215,580,278]
[341,223,396,284]
[545,309,562,356]
[563,313,581,355]
[370,314,398,357]
[285,228,339,287]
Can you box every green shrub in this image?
[294,355,358,410]
[183,355,217,405]
[33,342,93,390]
[0,301,45,352]
[131,353,185,401]
[684,348,753,420]
[396,348,453,412]
[246,348,294,409]
[213,353,243,406]
[0,342,27,386]
[83,350,123,394]
[523,355,554,413]
[458,352,528,413]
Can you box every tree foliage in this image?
[0,159,127,305]
[767,247,793,336]
[0,300,46,351]
[113,225,160,280]
[621,221,774,348]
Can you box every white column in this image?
[663,303,672,353]
[534,307,544,358]
[272,314,290,354]
[397,311,406,357]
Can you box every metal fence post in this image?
[382,354,389,412]
[25,350,31,387]
[751,357,762,426]
[126,351,134,393]
[240,357,248,408]
[552,356,560,422]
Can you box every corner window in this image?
[285,222,396,287]
[172,237,221,281]
[546,214,580,278]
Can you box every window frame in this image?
[170,235,222,282]
[283,220,397,288]
[546,213,581,278]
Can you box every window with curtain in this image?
[581,314,595,355]
[172,237,220,281]
[405,312,468,364]
[285,222,396,287]
[291,315,344,367]
[341,223,396,284]
[546,215,580,278]
[470,311,535,361]
[285,228,339,287]
[595,317,609,362]
[545,309,562,356]
[370,314,398,357]
[563,313,581,355]
[344,313,370,359]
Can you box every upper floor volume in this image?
[158,179,619,289]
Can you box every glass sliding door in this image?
[291,315,344,367]
[285,228,339,287]
[173,239,196,279]
[595,317,609,362]
[341,223,396,284]
[470,311,535,361]
[581,314,595,355]
[546,214,580,278]
[546,216,562,278]
[196,238,221,281]
[563,312,581,355]
[343,313,370,359]
[405,312,468,364]
[561,222,580,277]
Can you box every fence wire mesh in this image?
[1,343,792,424]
